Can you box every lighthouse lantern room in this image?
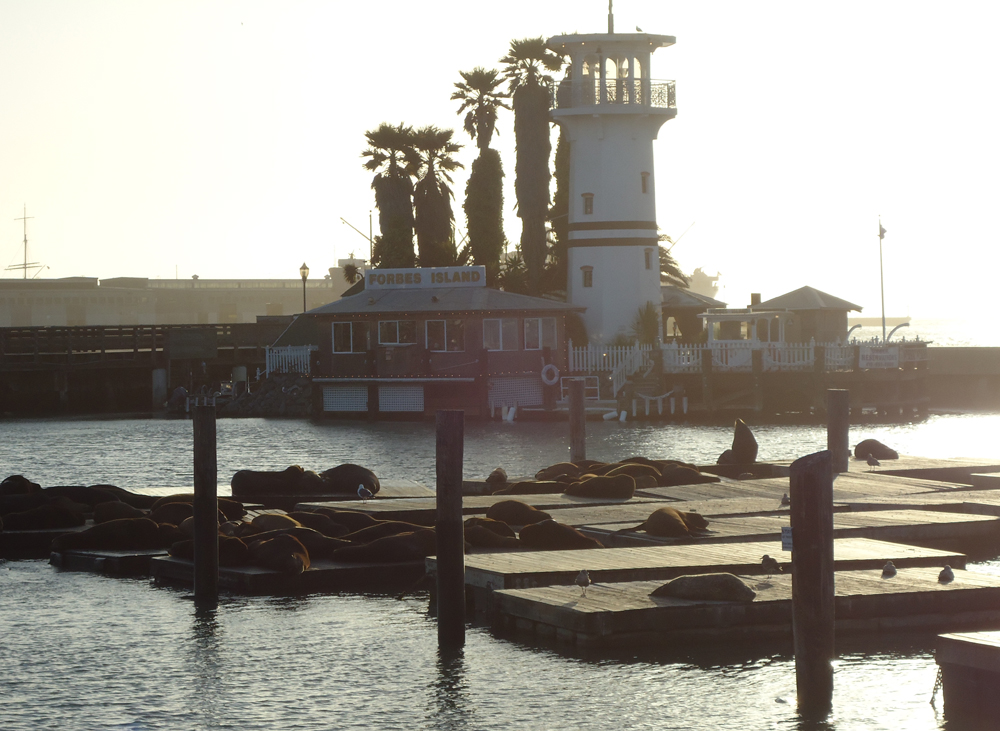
[547,22,677,343]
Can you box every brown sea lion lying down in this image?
[518,519,604,550]
[149,494,247,521]
[485,500,552,527]
[4,498,87,531]
[650,573,756,602]
[330,529,438,563]
[562,474,635,500]
[248,533,310,575]
[51,517,178,552]
[168,535,251,566]
[620,506,709,538]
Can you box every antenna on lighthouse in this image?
[608,0,614,33]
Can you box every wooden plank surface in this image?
[938,630,1000,673]
[50,548,166,575]
[427,537,963,589]
[494,566,1000,644]
[589,509,1000,547]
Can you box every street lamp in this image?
[299,262,309,313]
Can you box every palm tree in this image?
[453,67,510,284]
[411,126,463,268]
[362,123,416,268]
[501,37,563,295]
[658,233,689,287]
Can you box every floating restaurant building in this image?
[285,266,583,418]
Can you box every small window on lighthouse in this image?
[644,248,654,270]
[582,193,594,215]
[581,266,593,288]
[641,172,650,194]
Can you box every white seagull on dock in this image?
[357,484,374,504]
[867,455,880,472]
[882,561,897,578]
[575,570,591,596]
[939,565,955,583]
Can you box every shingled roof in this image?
[753,286,862,312]
[661,285,727,309]
[307,286,583,316]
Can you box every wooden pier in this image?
[50,548,167,576]
[491,566,1000,649]
[937,630,1000,719]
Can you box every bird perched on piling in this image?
[357,484,374,504]
[939,565,955,583]
[867,455,880,472]
[575,570,591,596]
[882,560,897,578]
[761,555,781,578]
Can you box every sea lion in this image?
[534,462,581,481]
[51,517,162,552]
[286,511,350,538]
[855,439,899,460]
[493,480,565,495]
[463,516,516,538]
[485,500,552,527]
[88,485,158,509]
[1,475,41,495]
[313,508,379,532]
[657,465,721,487]
[633,475,659,491]
[0,492,48,516]
[247,533,310,575]
[93,500,145,524]
[518,520,604,550]
[562,474,635,500]
[650,573,756,603]
[604,463,661,480]
[230,466,325,498]
[464,524,522,550]
[341,520,429,544]
[251,513,301,532]
[4,498,87,531]
[168,535,249,566]
[486,467,508,485]
[149,494,246,521]
[286,527,352,559]
[149,502,195,526]
[622,507,709,538]
[43,485,122,508]
[330,528,437,563]
[718,419,758,464]
[320,463,380,495]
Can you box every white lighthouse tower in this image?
[547,18,676,343]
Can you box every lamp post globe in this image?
[300,263,309,312]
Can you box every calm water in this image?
[3,414,1000,730]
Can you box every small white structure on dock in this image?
[547,17,677,344]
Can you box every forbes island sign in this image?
[366,266,486,290]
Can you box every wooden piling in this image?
[192,401,219,603]
[827,389,850,473]
[435,409,465,650]
[790,449,834,716]
[569,379,586,463]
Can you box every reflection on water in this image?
[2,415,999,730]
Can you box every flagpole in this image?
[879,218,886,343]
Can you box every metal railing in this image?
[611,343,653,396]
[550,78,676,110]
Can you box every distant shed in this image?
[661,285,727,340]
[752,286,862,343]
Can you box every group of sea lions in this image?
[490,456,720,500]
[229,464,380,499]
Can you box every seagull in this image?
[882,560,897,578]
[575,570,591,596]
[761,555,781,578]
[867,455,880,472]
[357,484,374,504]
[939,565,955,583]
[780,493,790,507]
[636,25,644,32]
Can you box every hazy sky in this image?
[1,1,997,317]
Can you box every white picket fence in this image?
[569,341,654,373]
[265,345,315,377]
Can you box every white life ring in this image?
[541,363,560,386]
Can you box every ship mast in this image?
[6,204,42,279]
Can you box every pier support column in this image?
[193,401,219,604]
[569,379,586,463]
[152,368,168,410]
[435,410,465,651]
[826,389,850,473]
[790,449,834,717]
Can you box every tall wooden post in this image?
[192,401,219,603]
[569,379,586,463]
[827,389,850,473]
[435,409,465,650]
[790,449,835,716]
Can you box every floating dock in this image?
[492,566,1000,649]
[50,548,166,576]
[937,630,1000,719]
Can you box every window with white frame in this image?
[332,321,368,353]
[524,317,557,350]
[426,319,465,352]
[483,318,518,351]
[378,320,417,345]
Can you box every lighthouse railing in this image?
[551,79,676,110]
